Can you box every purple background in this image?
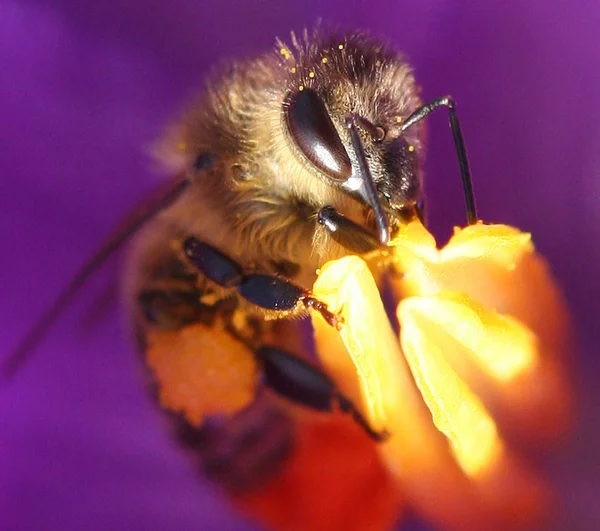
[1,1,599,529]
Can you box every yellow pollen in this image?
[338,44,344,50]
[395,116,402,123]
[280,47,291,60]
[375,60,381,67]
[309,71,315,78]
[290,66,296,73]
[321,57,328,64]
[298,85,304,91]
[408,145,415,152]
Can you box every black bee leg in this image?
[256,346,388,441]
[237,274,341,327]
[401,96,478,224]
[183,238,340,328]
[318,206,381,254]
[182,239,387,439]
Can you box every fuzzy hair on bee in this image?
[4,28,476,491]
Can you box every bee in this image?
[4,28,476,491]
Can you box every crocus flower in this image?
[2,1,598,530]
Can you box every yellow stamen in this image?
[313,256,404,432]
[404,292,538,381]
[399,298,503,476]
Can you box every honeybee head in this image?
[281,33,423,243]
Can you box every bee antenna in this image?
[2,176,190,381]
[400,96,478,224]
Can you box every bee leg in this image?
[318,205,381,253]
[183,237,341,328]
[182,239,387,439]
[256,346,389,441]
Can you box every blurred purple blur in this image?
[1,1,599,529]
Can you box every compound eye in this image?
[285,88,352,181]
